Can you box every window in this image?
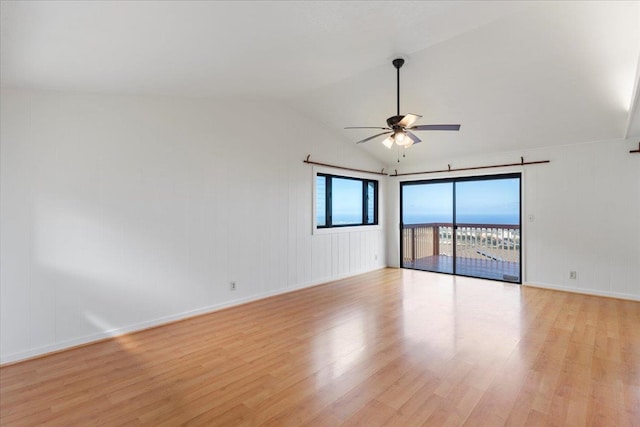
[316,173,378,228]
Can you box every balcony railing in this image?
[402,222,520,281]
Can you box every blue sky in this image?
[403,182,453,219]
[331,177,362,215]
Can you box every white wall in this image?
[0,89,386,363]
[386,139,640,300]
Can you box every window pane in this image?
[316,176,326,226]
[456,178,520,225]
[331,177,362,225]
[367,182,375,224]
[402,183,453,224]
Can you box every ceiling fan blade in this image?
[345,126,391,130]
[409,124,461,131]
[355,131,392,144]
[406,131,421,144]
[398,113,422,128]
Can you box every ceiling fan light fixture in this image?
[382,136,394,149]
[395,131,413,147]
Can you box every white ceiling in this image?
[2,1,639,166]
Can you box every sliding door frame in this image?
[400,172,522,284]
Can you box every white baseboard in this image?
[523,281,640,302]
[0,265,387,365]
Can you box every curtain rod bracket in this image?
[631,142,640,154]
[305,154,311,162]
[521,156,524,164]
[448,164,451,171]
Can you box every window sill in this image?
[313,224,382,235]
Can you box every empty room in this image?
[1,1,639,425]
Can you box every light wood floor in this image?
[1,268,639,426]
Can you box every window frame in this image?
[313,167,381,234]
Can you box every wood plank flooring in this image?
[1,268,639,426]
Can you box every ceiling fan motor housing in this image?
[386,115,405,128]
[387,116,404,128]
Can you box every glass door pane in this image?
[454,177,521,282]
[401,182,454,274]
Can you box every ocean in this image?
[403,213,519,225]
[319,212,520,226]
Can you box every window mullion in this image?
[362,181,366,224]
[326,176,332,227]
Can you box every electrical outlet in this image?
[569,271,577,280]
[230,281,236,290]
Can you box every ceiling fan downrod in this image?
[392,58,404,117]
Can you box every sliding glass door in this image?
[400,173,521,283]
[401,182,454,274]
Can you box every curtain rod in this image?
[631,142,640,154]
[390,157,550,177]
[303,155,388,176]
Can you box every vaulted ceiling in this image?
[2,1,639,166]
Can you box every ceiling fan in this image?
[345,57,461,149]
